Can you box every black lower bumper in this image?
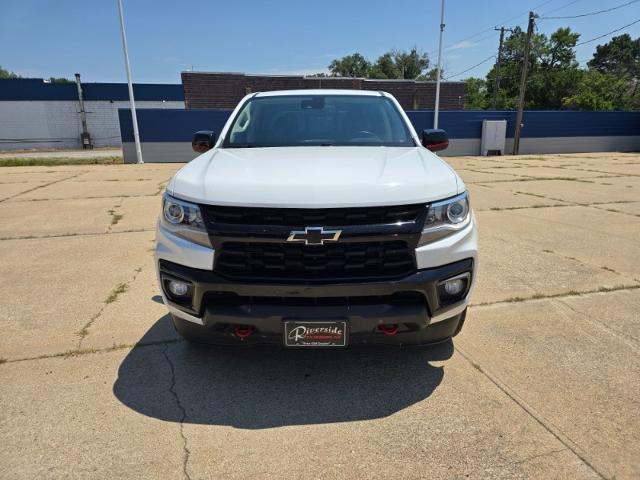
[159,258,473,347]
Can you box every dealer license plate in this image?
[284,321,347,347]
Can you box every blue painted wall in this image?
[119,108,640,143]
[119,109,230,143]
[408,110,640,138]
[0,78,184,101]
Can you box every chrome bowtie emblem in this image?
[287,227,342,246]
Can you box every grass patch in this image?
[0,156,123,167]
[105,283,129,304]
[0,358,6,365]
[483,204,568,212]
[108,209,124,226]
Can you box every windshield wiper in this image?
[301,139,334,146]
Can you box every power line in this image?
[540,0,640,19]
[444,31,496,52]
[428,0,556,55]
[575,18,640,46]
[444,55,496,80]
[538,0,583,17]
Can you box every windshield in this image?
[223,94,415,148]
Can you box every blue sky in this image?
[1,0,639,83]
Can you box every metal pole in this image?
[74,73,92,149]
[433,0,445,129]
[513,12,536,155]
[117,0,143,164]
[492,27,506,110]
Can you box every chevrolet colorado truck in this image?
[156,89,477,347]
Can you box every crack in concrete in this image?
[454,344,607,480]
[5,193,160,204]
[477,199,637,213]
[556,298,639,352]
[162,343,193,480]
[589,203,640,218]
[0,172,83,203]
[76,265,145,348]
[470,283,640,308]
[0,229,154,241]
[493,448,568,470]
[0,339,180,365]
[106,197,125,233]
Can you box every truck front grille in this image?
[215,240,416,281]
[201,203,425,226]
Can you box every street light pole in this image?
[116,0,143,164]
[433,0,445,129]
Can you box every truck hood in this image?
[168,146,462,208]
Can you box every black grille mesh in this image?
[202,204,425,226]
[215,241,415,280]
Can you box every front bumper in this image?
[158,257,474,346]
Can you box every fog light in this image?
[168,279,189,297]
[438,272,471,305]
[443,278,465,295]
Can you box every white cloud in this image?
[264,67,330,76]
[446,40,479,51]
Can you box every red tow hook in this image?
[379,323,400,336]
[235,325,254,339]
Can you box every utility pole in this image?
[116,0,143,164]
[433,0,445,129]
[74,73,92,149]
[492,27,513,110]
[513,11,536,155]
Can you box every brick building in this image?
[181,72,466,110]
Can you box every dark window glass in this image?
[223,95,415,148]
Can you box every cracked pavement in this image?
[0,152,639,479]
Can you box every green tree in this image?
[390,48,429,79]
[484,27,583,110]
[328,53,371,78]
[464,77,490,109]
[563,70,632,110]
[484,26,548,109]
[588,34,640,79]
[329,48,429,80]
[47,77,71,83]
[528,28,582,109]
[369,53,399,79]
[0,65,21,79]
[416,67,442,81]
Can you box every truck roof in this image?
[254,89,385,97]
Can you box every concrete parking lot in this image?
[0,152,638,479]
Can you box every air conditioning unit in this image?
[481,120,507,156]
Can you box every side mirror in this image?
[422,129,449,152]
[192,130,216,153]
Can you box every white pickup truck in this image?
[156,89,477,347]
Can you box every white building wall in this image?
[0,100,184,150]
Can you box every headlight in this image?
[418,192,471,245]
[160,194,212,248]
